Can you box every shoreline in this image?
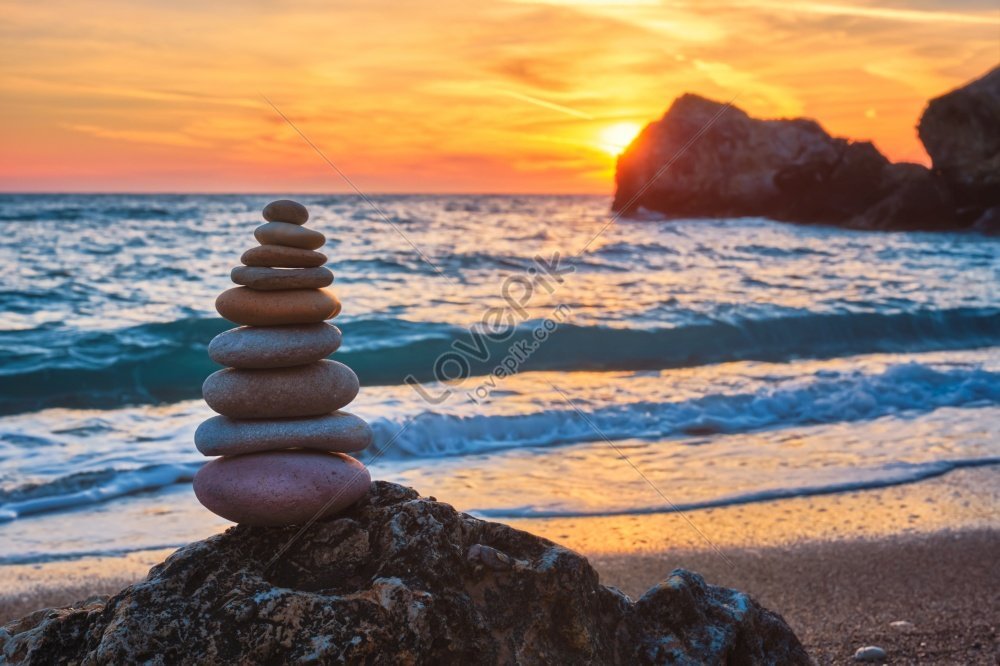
[3,467,998,662]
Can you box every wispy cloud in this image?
[62,124,207,148]
[496,89,596,119]
[748,0,1000,25]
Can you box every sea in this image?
[1,193,998,564]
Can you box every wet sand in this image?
[2,466,998,663]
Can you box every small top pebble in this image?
[853,645,887,662]
[263,199,309,225]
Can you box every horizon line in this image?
[0,190,614,197]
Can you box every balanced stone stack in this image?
[193,200,372,527]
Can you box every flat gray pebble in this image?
[195,411,373,456]
[231,266,334,291]
[208,323,341,369]
[202,360,359,418]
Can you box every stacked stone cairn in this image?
[193,200,373,527]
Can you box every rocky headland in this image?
[0,482,811,665]
[614,66,999,232]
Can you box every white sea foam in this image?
[369,361,1000,459]
[1,354,998,525]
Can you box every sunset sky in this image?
[2,0,997,193]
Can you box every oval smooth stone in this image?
[215,287,341,326]
[208,323,341,369]
[202,360,360,418]
[193,450,370,526]
[254,222,325,251]
[231,266,334,291]
[262,199,309,225]
[242,245,326,268]
[195,412,373,457]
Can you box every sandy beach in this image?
[597,530,998,664]
[4,466,997,663]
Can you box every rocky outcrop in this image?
[615,67,1000,232]
[1,482,810,665]
[918,66,1000,226]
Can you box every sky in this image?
[1,0,997,193]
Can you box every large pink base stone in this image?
[194,450,370,526]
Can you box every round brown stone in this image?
[254,222,325,250]
[262,199,309,225]
[208,323,342,368]
[202,360,360,418]
[242,245,326,268]
[231,266,334,291]
[215,287,341,326]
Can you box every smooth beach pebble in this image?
[853,646,887,662]
[241,245,326,268]
[231,266,334,291]
[195,411,373,457]
[215,287,341,326]
[208,323,342,368]
[254,222,325,251]
[202,360,360,418]
[193,450,370,526]
[262,199,309,225]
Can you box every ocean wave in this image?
[371,361,1000,458]
[1,360,996,521]
[0,205,184,223]
[0,543,194,566]
[0,308,998,414]
[0,193,205,223]
[471,458,1000,519]
[0,463,200,522]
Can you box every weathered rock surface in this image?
[215,287,341,326]
[0,482,811,665]
[615,67,999,232]
[207,323,342,368]
[193,450,371,525]
[262,199,309,225]
[231,266,334,290]
[918,66,1000,213]
[254,221,326,250]
[195,411,373,457]
[241,245,326,268]
[847,162,956,231]
[614,94,955,231]
[202,360,360,418]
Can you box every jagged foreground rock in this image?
[1,482,809,665]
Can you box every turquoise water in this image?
[0,194,998,562]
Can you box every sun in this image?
[597,121,642,156]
